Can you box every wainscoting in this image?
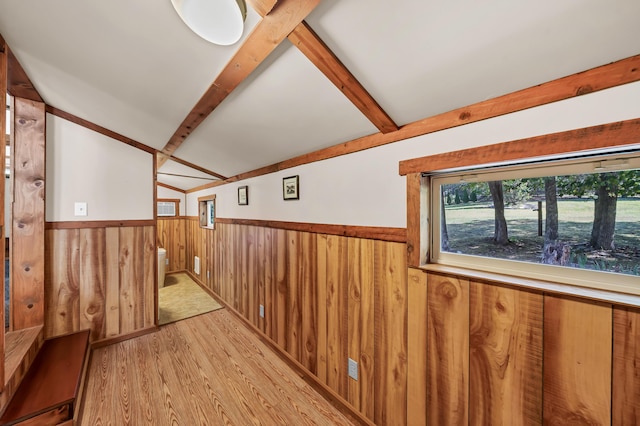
[158,217,640,425]
[157,217,186,273]
[45,222,156,342]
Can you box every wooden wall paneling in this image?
[105,227,120,337]
[78,228,106,341]
[373,241,408,426]
[273,228,288,348]
[286,230,301,362]
[426,272,469,425]
[247,226,258,326]
[406,268,428,426]
[543,295,612,425]
[143,226,156,328]
[232,225,241,310]
[11,97,45,330]
[241,226,250,319]
[45,229,80,338]
[256,227,266,332]
[469,282,543,425]
[134,227,146,329]
[118,228,138,334]
[325,234,348,399]
[316,234,328,384]
[262,227,273,336]
[613,305,640,424]
[301,231,317,374]
[347,237,375,420]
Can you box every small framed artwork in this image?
[238,185,248,205]
[282,175,299,200]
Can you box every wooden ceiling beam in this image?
[246,0,279,16]
[158,0,321,168]
[288,21,399,134]
[157,181,186,194]
[2,36,43,103]
[166,155,227,180]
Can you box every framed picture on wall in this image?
[282,175,299,200]
[238,185,248,205]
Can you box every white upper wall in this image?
[187,81,640,228]
[157,186,186,216]
[46,114,154,221]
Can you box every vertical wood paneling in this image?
[273,229,288,349]
[469,283,543,425]
[374,241,407,426]
[301,231,317,374]
[156,218,185,272]
[79,228,106,341]
[105,228,120,338]
[263,227,273,336]
[613,306,640,425]
[143,226,156,328]
[407,268,428,426]
[118,228,136,335]
[543,295,612,425]
[45,225,154,342]
[286,230,301,361]
[427,273,469,425]
[326,235,349,399]
[316,234,328,384]
[45,229,80,338]
[12,97,46,330]
[256,227,266,332]
[348,237,375,420]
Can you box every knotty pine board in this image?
[407,268,428,426]
[613,305,640,424]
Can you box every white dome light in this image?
[171,0,246,46]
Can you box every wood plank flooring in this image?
[81,309,358,425]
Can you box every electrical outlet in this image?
[165,258,169,265]
[207,270,210,279]
[348,358,358,381]
[259,304,265,318]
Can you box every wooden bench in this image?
[0,330,90,426]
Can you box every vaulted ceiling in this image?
[1,0,639,191]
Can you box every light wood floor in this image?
[80,309,357,425]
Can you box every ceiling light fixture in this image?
[170,0,247,46]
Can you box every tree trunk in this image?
[590,176,618,249]
[441,188,450,251]
[544,177,558,243]
[488,181,508,245]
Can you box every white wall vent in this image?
[194,256,200,275]
[157,201,176,217]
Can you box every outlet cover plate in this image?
[348,358,358,380]
[259,305,265,318]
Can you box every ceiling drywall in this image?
[1,0,639,190]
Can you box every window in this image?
[198,195,215,229]
[157,198,180,217]
[430,152,640,295]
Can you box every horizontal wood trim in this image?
[157,181,186,194]
[186,54,640,193]
[186,271,375,426]
[45,220,155,230]
[45,106,156,154]
[418,264,640,308]
[90,326,158,349]
[399,118,640,175]
[214,217,406,242]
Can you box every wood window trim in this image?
[198,194,216,229]
[404,118,640,303]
